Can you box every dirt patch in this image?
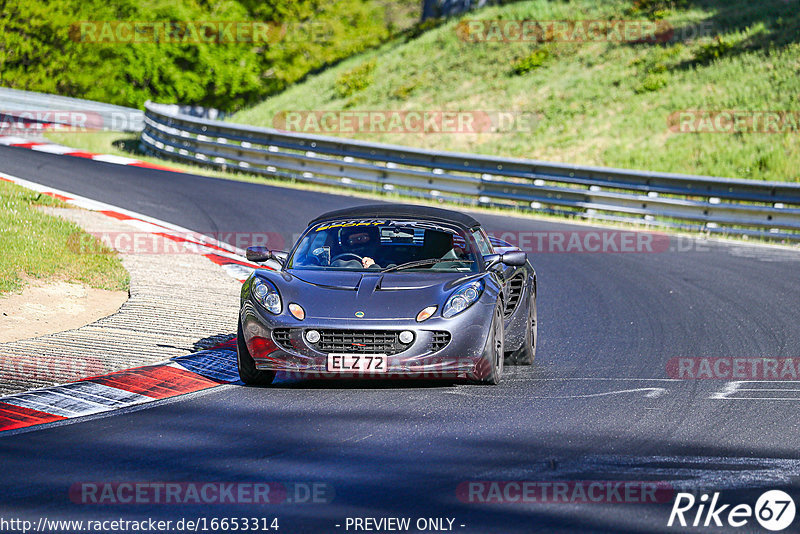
[0,279,127,343]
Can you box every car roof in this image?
[308,203,481,229]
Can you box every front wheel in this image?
[510,290,536,365]
[478,303,504,385]
[237,322,277,386]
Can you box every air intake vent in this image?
[315,330,404,354]
[430,331,451,353]
[504,275,525,317]
[272,328,291,350]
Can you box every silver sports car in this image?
[237,203,536,385]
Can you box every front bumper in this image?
[239,300,494,380]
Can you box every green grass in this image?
[45,131,144,159]
[0,181,129,294]
[231,0,800,182]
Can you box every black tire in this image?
[478,303,505,385]
[510,289,537,365]
[237,322,277,386]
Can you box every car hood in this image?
[257,269,483,320]
[288,270,473,290]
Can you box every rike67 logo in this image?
[668,490,796,531]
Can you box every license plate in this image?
[326,354,387,373]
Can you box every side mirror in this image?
[500,250,527,266]
[483,251,527,270]
[246,247,288,265]
[246,246,270,262]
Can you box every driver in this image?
[337,226,381,269]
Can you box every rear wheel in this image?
[479,303,505,385]
[510,290,537,365]
[237,322,277,386]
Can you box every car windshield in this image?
[287,219,478,273]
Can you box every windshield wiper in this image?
[381,258,473,273]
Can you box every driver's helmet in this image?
[340,225,379,256]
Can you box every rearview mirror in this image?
[246,247,288,265]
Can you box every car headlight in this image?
[442,280,484,318]
[252,277,282,315]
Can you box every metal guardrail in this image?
[0,87,143,132]
[142,101,800,241]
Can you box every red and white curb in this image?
[0,134,181,172]
[0,340,240,433]
[0,171,270,433]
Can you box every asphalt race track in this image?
[2,144,800,533]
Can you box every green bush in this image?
[511,49,550,75]
[391,79,420,100]
[334,59,377,99]
[694,36,736,64]
[634,72,668,93]
[629,43,682,93]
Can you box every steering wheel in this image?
[331,252,364,263]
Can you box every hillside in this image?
[233,0,800,182]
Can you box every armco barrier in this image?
[0,87,143,132]
[141,101,800,241]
